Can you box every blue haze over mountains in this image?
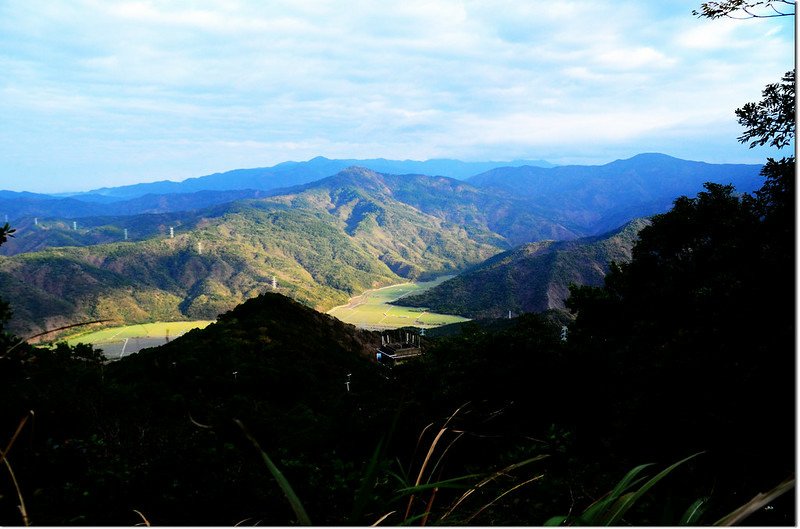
[0,154,762,232]
[78,157,555,199]
[0,152,765,336]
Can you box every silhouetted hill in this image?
[396,219,650,318]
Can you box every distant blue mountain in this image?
[75,157,554,199]
[0,153,763,241]
[468,153,763,234]
[0,189,270,223]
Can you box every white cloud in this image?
[0,0,794,192]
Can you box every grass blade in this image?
[441,454,549,521]
[679,497,708,525]
[234,419,312,526]
[577,463,651,524]
[544,515,568,526]
[132,509,151,526]
[3,458,29,526]
[714,476,795,526]
[393,473,482,499]
[349,436,386,524]
[371,510,396,526]
[604,452,703,525]
[465,473,544,524]
[0,412,32,466]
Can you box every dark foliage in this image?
[566,178,795,523]
[693,0,796,19]
[736,70,795,149]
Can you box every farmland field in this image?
[65,320,214,358]
[327,276,469,330]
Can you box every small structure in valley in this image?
[376,329,422,365]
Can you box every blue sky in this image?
[0,1,794,193]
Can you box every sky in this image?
[0,1,795,193]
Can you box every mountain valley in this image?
[397,218,651,318]
[0,151,794,526]
[0,154,764,338]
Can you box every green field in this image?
[327,277,469,330]
[64,320,214,358]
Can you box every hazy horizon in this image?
[0,1,793,193]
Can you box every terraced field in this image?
[327,277,469,330]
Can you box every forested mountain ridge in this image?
[73,156,553,200]
[397,218,650,318]
[0,206,400,337]
[1,170,519,336]
[468,153,763,234]
[0,189,272,226]
[268,167,578,247]
[1,155,767,337]
[1,154,761,239]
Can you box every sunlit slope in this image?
[398,219,650,319]
[1,207,400,337]
[327,277,469,329]
[3,170,518,337]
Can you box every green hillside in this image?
[1,207,400,337]
[396,218,650,319]
[3,169,520,337]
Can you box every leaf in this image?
[604,452,703,525]
[714,476,795,526]
[392,473,481,500]
[679,497,708,525]
[234,419,312,526]
[349,436,386,524]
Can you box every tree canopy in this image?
[693,0,796,19]
[736,70,795,149]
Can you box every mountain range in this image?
[0,153,764,336]
[71,156,555,199]
[0,156,550,223]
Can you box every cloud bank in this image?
[0,0,794,191]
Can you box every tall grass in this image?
[1,412,34,526]
[234,419,312,525]
[545,452,705,526]
[233,412,794,526]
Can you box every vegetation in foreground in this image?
[0,6,793,523]
[0,133,794,522]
